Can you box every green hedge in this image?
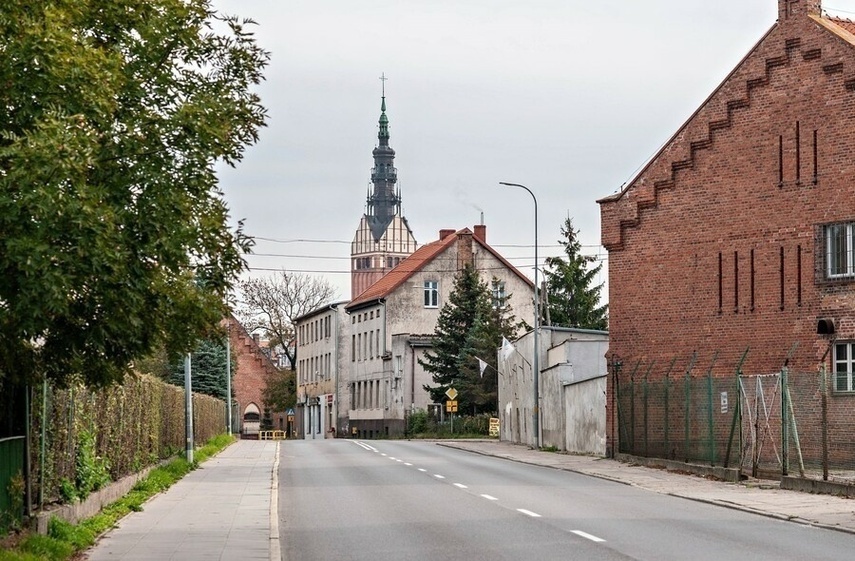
[29,374,225,507]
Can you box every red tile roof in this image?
[346,227,533,310]
[826,17,855,38]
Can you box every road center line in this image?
[434,474,445,479]
[418,468,427,472]
[453,483,468,489]
[517,509,541,518]
[404,463,412,466]
[481,494,498,501]
[572,530,606,543]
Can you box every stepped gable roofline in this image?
[223,313,280,373]
[294,300,348,324]
[599,5,855,207]
[346,226,534,312]
[596,24,775,205]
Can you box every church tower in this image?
[350,78,417,299]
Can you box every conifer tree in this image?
[543,218,608,330]
[167,337,235,401]
[421,267,520,414]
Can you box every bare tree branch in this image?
[237,271,337,369]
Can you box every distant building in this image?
[344,225,534,437]
[350,87,417,299]
[293,302,348,439]
[226,316,289,437]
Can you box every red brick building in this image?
[599,1,855,474]
[226,316,290,437]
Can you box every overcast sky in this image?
[211,0,855,302]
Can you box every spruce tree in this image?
[168,338,235,401]
[421,267,520,414]
[543,218,608,330]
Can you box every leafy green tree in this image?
[0,0,268,387]
[421,267,520,414]
[166,338,235,401]
[262,370,296,413]
[543,218,608,330]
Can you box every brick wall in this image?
[599,7,855,462]
[227,317,288,435]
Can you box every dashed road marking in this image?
[572,530,605,543]
[453,483,468,489]
[517,509,541,518]
[404,463,412,466]
[418,468,427,472]
[434,474,445,479]
[481,494,498,501]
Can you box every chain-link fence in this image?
[615,349,855,483]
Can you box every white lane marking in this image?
[453,483,468,489]
[434,474,445,479]
[572,530,606,543]
[481,494,498,501]
[517,509,541,518]
[395,459,403,463]
[388,457,396,460]
[352,441,377,452]
[381,453,388,457]
[404,463,413,466]
[418,468,427,472]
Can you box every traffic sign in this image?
[446,400,458,412]
[445,387,458,400]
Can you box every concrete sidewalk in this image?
[440,440,855,535]
[85,439,280,561]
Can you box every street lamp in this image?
[499,182,540,449]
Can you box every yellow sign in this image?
[489,417,500,437]
[446,400,458,412]
[445,387,458,400]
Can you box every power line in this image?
[252,235,603,250]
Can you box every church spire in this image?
[378,73,390,144]
[367,73,400,240]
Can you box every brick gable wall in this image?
[599,9,855,460]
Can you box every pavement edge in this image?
[270,441,281,561]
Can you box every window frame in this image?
[492,280,507,309]
[424,280,439,308]
[834,341,855,394]
[825,222,855,280]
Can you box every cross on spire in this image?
[380,72,387,97]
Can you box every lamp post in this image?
[499,182,539,449]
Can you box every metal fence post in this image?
[681,353,698,463]
[781,365,789,477]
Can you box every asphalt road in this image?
[278,440,854,561]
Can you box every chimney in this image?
[252,333,260,345]
[457,231,474,268]
[439,228,455,240]
[779,0,821,20]
[474,224,486,243]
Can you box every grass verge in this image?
[0,434,235,561]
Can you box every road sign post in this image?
[445,388,458,435]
